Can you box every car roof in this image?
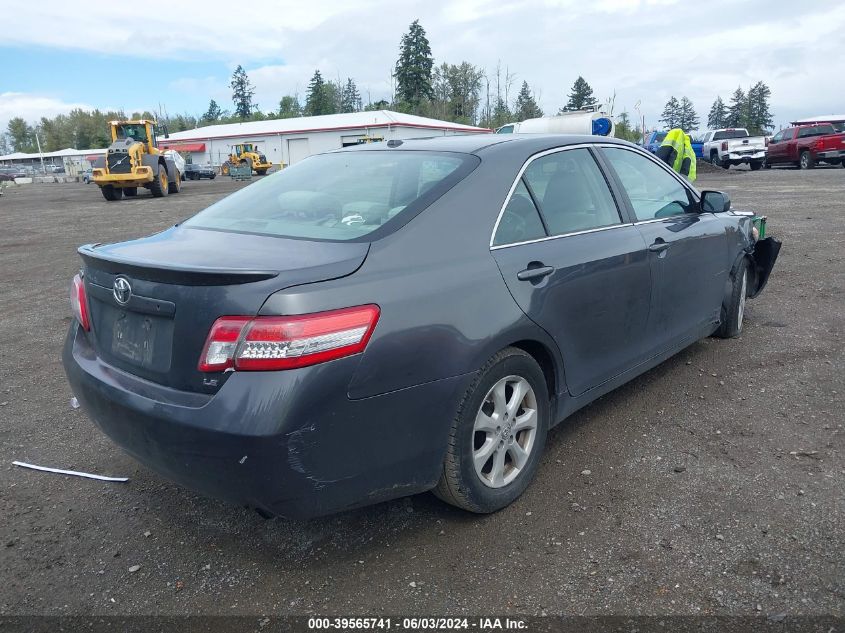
[336,133,635,156]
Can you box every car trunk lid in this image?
[78,225,368,393]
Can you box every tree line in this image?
[2,19,774,154]
[659,81,774,135]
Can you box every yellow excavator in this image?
[91,120,183,201]
[221,143,273,176]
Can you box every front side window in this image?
[602,147,693,221]
[522,148,621,236]
[185,151,475,241]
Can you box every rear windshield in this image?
[798,124,835,138]
[185,150,476,241]
[713,129,749,140]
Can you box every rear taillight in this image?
[70,273,90,331]
[721,141,728,152]
[198,305,380,372]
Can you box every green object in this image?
[228,163,252,181]
[752,215,767,239]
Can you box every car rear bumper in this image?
[726,151,766,162]
[63,324,470,518]
[817,150,845,160]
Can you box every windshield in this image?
[185,150,476,241]
[713,129,749,140]
[116,124,149,143]
[654,132,667,143]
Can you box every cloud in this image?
[2,0,843,128]
[0,92,95,129]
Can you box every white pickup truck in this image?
[701,128,767,170]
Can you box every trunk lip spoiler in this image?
[78,244,279,284]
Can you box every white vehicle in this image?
[496,110,615,137]
[701,128,767,170]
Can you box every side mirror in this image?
[700,190,731,213]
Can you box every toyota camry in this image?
[63,134,780,518]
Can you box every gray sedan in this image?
[63,134,780,518]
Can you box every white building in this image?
[159,110,490,167]
[0,147,107,174]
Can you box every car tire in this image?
[799,150,814,170]
[101,185,122,201]
[710,152,720,167]
[433,347,549,513]
[750,161,763,171]
[124,187,137,197]
[763,160,772,169]
[716,258,749,339]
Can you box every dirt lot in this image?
[0,168,842,618]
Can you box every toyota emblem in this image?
[113,277,132,305]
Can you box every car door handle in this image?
[517,265,555,281]
[648,239,670,253]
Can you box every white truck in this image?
[701,128,767,170]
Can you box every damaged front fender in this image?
[748,236,782,298]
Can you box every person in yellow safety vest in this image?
[656,128,697,182]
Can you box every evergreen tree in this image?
[514,81,543,120]
[230,65,255,119]
[726,87,746,128]
[678,96,700,131]
[707,96,727,129]
[340,78,362,113]
[394,19,434,112]
[746,81,774,134]
[614,111,643,143]
[202,99,223,122]
[278,95,302,118]
[364,99,390,112]
[7,117,35,152]
[561,76,598,112]
[491,97,512,128]
[305,70,330,116]
[659,96,681,129]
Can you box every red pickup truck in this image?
[766,123,845,169]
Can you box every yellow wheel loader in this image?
[221,143,273,176]
[91,120,183,201]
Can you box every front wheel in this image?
[750,161,763,171]
[101,185,122,201]
[433,347,549,513]
[716,258,749,338]
[168,172,181,194]
[123,187,137,197]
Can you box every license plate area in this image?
[93,300,174,372]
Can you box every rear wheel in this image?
[101,185,122,201]
[255,169,268,176]
[168,172,181,194]
[221,162,231,176]
[123,187,137,197]
[433,347,549,513]
[799,150,814,170]
[149,165,169,197]
[716,258,749,338]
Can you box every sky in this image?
[1,0,843,136]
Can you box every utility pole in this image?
[34,127,45,173]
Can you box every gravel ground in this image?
[0,167,842,618]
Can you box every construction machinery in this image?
[91,120,183,201]
[221,143,273,176]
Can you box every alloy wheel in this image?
[472,375,538,488]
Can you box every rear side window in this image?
[185,151,476,241]
[492,180,546,246]
[523,148,621,236]
[602,147,693,221]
